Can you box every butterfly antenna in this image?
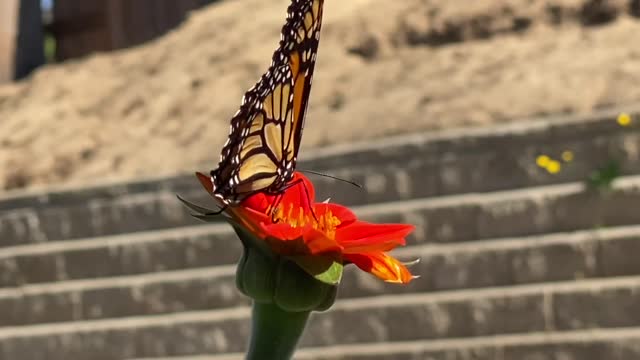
[299,169,363,189]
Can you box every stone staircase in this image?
[1,108,640,360]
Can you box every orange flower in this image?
[196,172,416,284]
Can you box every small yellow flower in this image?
[617,113,632,127]
[546,160,561,174]
[536,155,551,168]
[561,151,574,162]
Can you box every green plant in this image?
[44,33,56,63]
[586,160,620,191]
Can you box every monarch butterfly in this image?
[207,0,325,206]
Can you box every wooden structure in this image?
[0,0,20,83]
[51,0,214,60]
[15,0,45,79]
[0,0,211,82]
[0,0,44,82]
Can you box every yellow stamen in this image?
[272,203,341,239]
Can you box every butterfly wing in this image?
[212,0,324,203]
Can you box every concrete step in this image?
[0,266,239,327]
[0,223,240,287]
[2,224,640,326]
[1,276,639,360]
[132,327,640,360]
[2,176,640,286]
[1,107,639,244]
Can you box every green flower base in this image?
[177,195,340,359]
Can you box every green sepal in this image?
[314,284,338,312]
[231,224,278,301]
[273,258,335,312]
[239,245,277,302]
[290,254,344,285]
[235,239,248,295]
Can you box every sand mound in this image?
[1,0,639,190]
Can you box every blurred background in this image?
[1,0,640,359]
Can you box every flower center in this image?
[273,203,341,239]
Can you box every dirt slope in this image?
[1,0,639,190]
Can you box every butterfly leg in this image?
[206,206,228,216]
[298,179,319,223]
[279,178,319,222]
[269,193,285,223]
[177,194,227,216]
[266,178,319,223]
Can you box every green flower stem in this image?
[246,301,311,360]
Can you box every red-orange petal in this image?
[196,172,214,194]
[314,203,357,227]
[241,192,273,214]
[301,227,343,254]
[337,222,414,253]
[345,252,414,284]
[232,204,270,224]
[260,222,305,241]
[279,172,316,211]
[261,222,342,254]
[260,224,341,256]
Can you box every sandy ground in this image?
[1,0,640,191]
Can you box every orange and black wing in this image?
[212,0,324,203]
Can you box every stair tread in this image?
[2,107,640,245]
[130,327,640,360]
[1,274,639,337]
[0,106,632,209]
[4,174,640,256]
